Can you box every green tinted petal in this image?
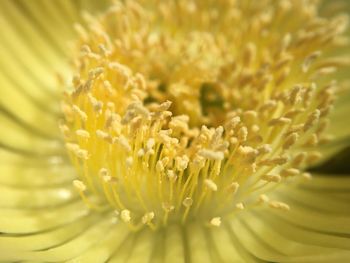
[209,224,246,263]
[187,223,212,263]
[66,224,130,263]
[0,0,109,136]
[163,225,186,263]
[0,215,116,262]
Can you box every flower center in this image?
[61,0,348,230]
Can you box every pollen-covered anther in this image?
[102,175,113,183]
[257,144,272,155]
[167,170,177,181]
[269,201,290,211]
[227,182,240,193]
[126,157,133,168]
[301,172,312,180]
[238,126,248,141]
[76,129,90,139]
[302,51,322,73]
[258,194,269,204]
[65,143,79,153]
[306,151,323,164]
[137,149,145,157]
[292,152,307,166]
[68,145,89,160]
[283,132,298,149]
[115,136,132,153]
[142,212,155,224]
[261,174,282,183]
[236,203,245,210]
[146,138,155,151]
[236,146,258,165]
[162,202,175,213]
[59,123,71,138]
[268,117,292,126]
[88,95,103,114]
[210,217,221,227]
[121,209,131,223]
[304,134,318,147]
[73,180,87,192]
[198,149,224,161]
[258,156,289,166]
[72,105,88,122]
[96,130,111,141]
[204,179,218,191]
[99,168,109,177]
[303,110,321,132]
[88,67,104,79]
[183,197,193,208]
[281,168,300,177]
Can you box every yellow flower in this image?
[1,0,350,262]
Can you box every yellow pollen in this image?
[204,179,218,192]
[61,0,349,230]
[269,201,290,211]
[258,194,269,204]
[73,180,86,192]
[210,217,221,227]
[236,203,245,210]
[121,210,131,223]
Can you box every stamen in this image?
[210,217,221,227]
[269,201,290,211]
[121,209,131,223]
[62,0,348,230]
[204,179,218,192]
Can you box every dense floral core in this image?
[61,0,348,230]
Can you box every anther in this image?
[281,168,300,177]
[142,212,155,224]
[236,203,245,210]
[302,51,321,72]
[227,182,240,193]
[301,172,312,180]
[304,110,321,131]
[258,194,269,204]
[269,117,291,126]
[89,67,104,79]
[259,156,288,166]
[292,152,307,166]
[76,149,89,160]
[261,174,282,183]
[183,197,193,208]
[73,180,87,192]
[210,217,221,227]
[283,132,298,149]
[198,149,224,161]
[121,209,131,223]
[72,105,88,122]
[126,157,133,168]
[115,136,132,153]
[204,179,218,191]
[76,129,90,139]
[269,201,290,211]
[238,126,248,141]
[257,144,272,155]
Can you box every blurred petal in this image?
[236,175,350,262]
[0,0,109,139]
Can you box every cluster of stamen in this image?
[60,0,349,230]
